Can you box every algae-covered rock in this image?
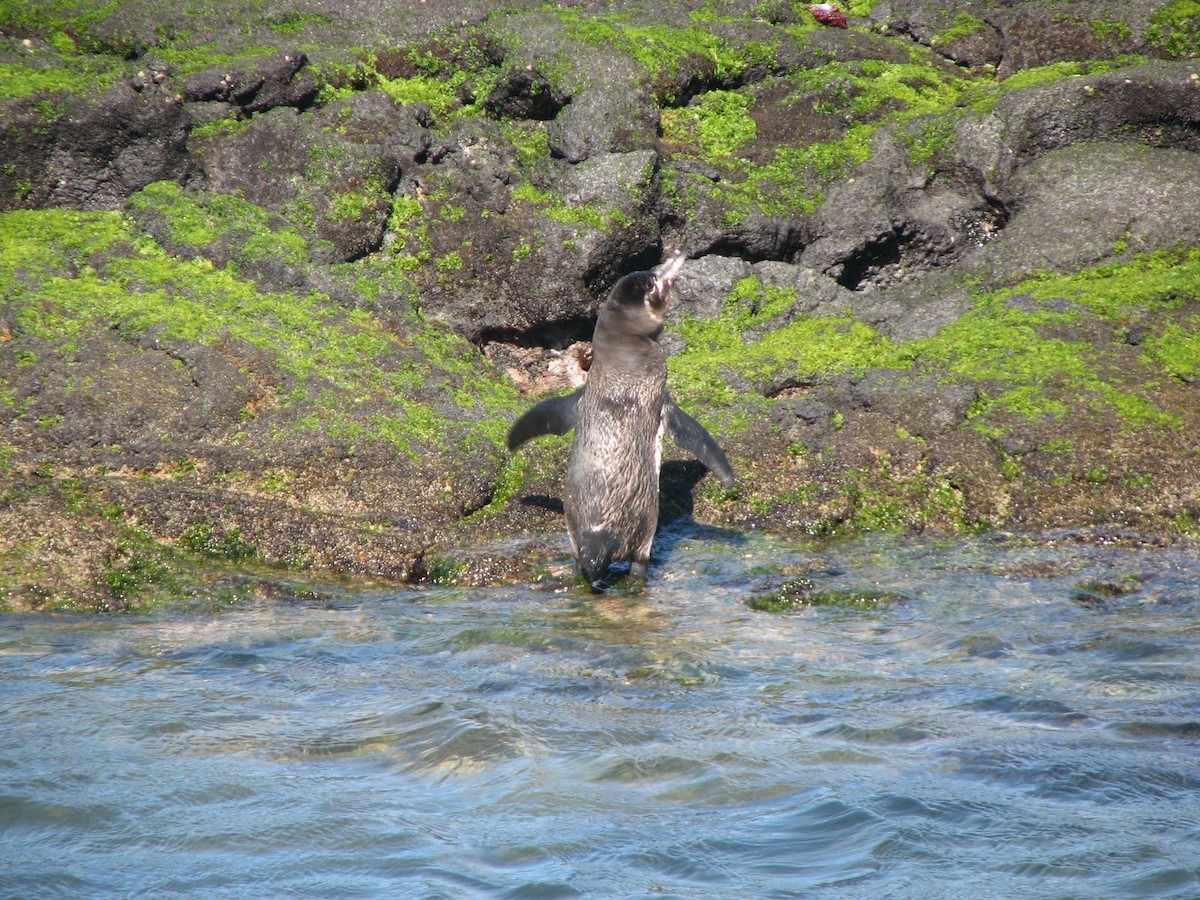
[2,0,1199,607]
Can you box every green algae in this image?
[1019,248,1200,319]
[960,56,1149,113]
[0,55,123,101]
[669,275,904,413]
[908,251,1200,428]
[0,476,181,613]
[374,71,465,119]
[1143,318,1200,380]
[0,206,521,454]
[1147,0,1200,57]
[550,8,763,90]
[511,181,630,231]
[667,55,972,221]
[668,252,1198,438]
[177,522,259,561]
[661,90,757,161]
[931,13,990,48]
[320,32,506,123]
[746,577,907,612]
[128,181,310,267]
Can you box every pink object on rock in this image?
[809,4,849,28]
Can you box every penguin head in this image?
[601,249,686,338]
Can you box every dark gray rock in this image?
[878,0,1174,77]
[485,64,570,121]
[670,255,753,322]
[179,50,316,114]
[955,61,1200,190]
[44,80,190,210]
[771,397,838,448]
[849,368,978,434]
[191,93,419,262]
[410,144,663,341]
[799,130,996,291]
[960,141,1200,284]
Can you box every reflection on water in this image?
[2,530,1199,898]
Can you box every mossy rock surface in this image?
[2,0,1199,608]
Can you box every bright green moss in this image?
[1020,248,1200,318]
[679,57,971,222]
[661,90,757,162]
[551,8,758,89]
[144,44,279,77]
[905,252,1200,427]
[901,113,962,170]
[0,56,121,100]
[268,10,332,35]
[327,183,388,224]
[668,275,903,416]
[1090,19,1133,43]
[504,121,552,171]
[0,208,521,454]
[843,0,882,16]
[962,56,1148,112]
[746,578,906,612]
[1147,0,1200,56]
[1143,319,1200,380]
[330,35,505,122]
[178,523,258,561]
[800,59,965,121]
[669,251,1196,435]
[376,72,464,118]
[511,180,628,231]
[128,181,310,265]
[0,0,123,47]
[931,13,989,47]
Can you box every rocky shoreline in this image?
[2,0,1198,610]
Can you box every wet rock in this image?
[670,255,753,322]
[799,131,996,291]
[4,0,1200,607]
[412,144,662,341]
[879,0,1172,77]
[491,12,659,163]
[771,398,838,448]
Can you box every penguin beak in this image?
[649,249,686,313]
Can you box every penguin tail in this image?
[576,531,618,589]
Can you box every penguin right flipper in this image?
[665,399,736,488]
[507,388,584,451]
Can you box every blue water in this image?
[2,529,1199,898]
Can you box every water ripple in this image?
[2,532,1200,897]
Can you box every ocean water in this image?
[3,528,1198,898]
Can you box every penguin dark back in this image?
[507,249,735,589]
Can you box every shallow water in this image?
[3,528,1199,898]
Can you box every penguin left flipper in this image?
[507,388,584,451]
[665,399,736,489]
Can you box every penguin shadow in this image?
[653,459,746,565]
[518,494,564,514]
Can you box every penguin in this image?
[507,249,736,586]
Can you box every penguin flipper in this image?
[665,400,736,488]
[507,389,583,451]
